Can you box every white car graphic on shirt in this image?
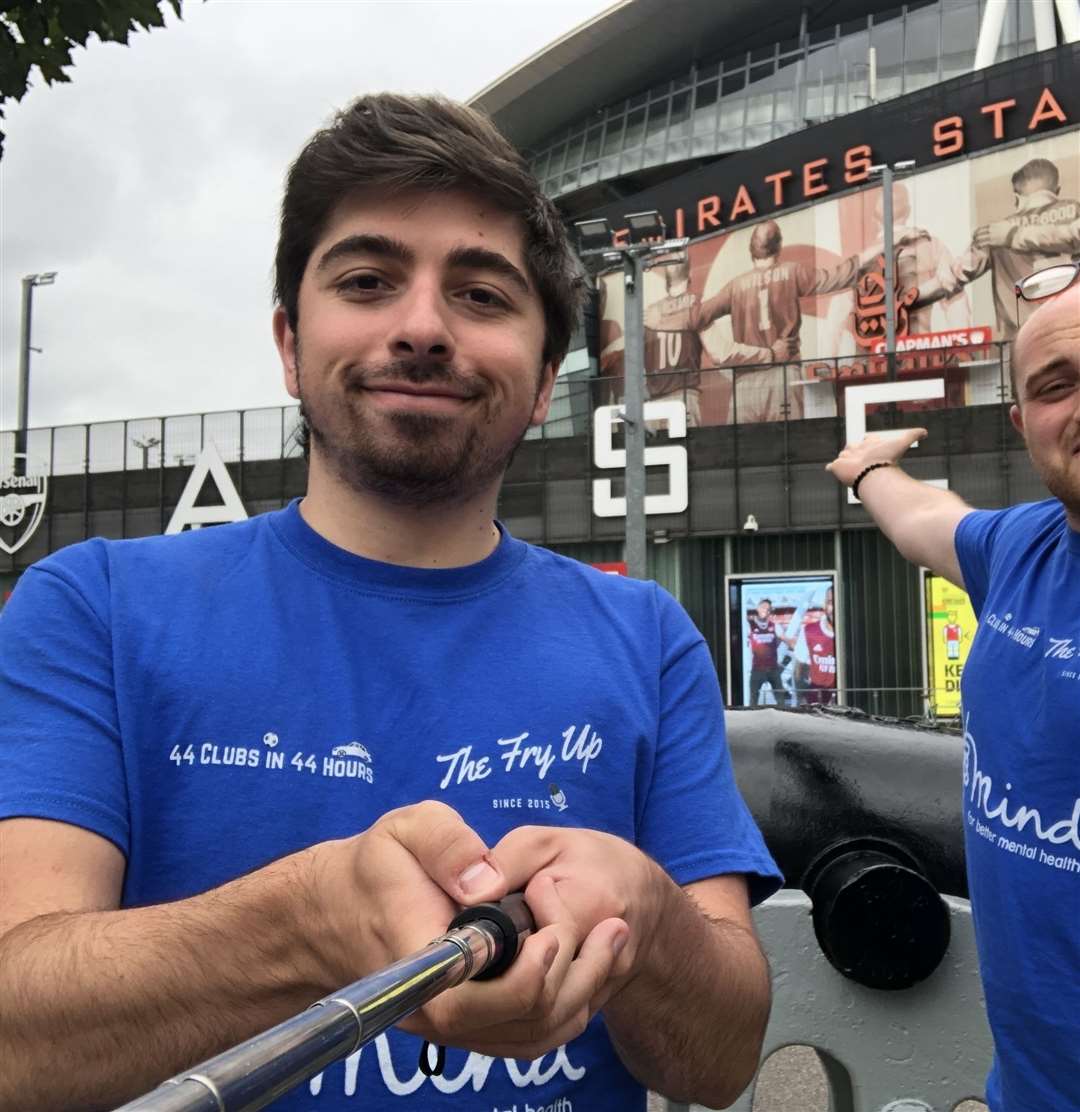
[332,741,372,762]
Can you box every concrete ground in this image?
[648,1046,989,1111]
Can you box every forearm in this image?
[0,849,329,1112]
[856,464,971,583]
[603,874,769,1108]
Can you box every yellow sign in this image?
[924,574,977,717]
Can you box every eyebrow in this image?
[315,234,414,274]
[445,246,532,297]
[1024,357,1076,397]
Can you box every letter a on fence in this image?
[165,443,248,533]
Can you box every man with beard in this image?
[746,598,792,705]
[825,264,1080,1111]
[0,95,780,1112]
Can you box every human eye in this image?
[460,285,510,311]
[335,272,389,296]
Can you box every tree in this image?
[0,0,182,157]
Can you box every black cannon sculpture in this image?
[726,706,965,991]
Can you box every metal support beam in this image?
[1056,0,1080,43]
[973,0,1009,70]
[622,253,647,581]
[1034,0,1059,50]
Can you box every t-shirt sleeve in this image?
[953,508,1009,618]
[636,587,783,904]
[0,547,129,855]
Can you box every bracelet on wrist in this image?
[851,460,893,501]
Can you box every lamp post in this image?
[574,212,687,580]
[867,163,915,380]
[131,435,162,470]
[16,272,58,465]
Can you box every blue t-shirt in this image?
[956,499,1080,1112]
[0,501,780,1112]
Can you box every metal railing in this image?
[0,342,1013,477]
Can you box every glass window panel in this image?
[715,124,744,153]
[810,25,836,45]
[773,85,796,121]
[582,126,602,163]
[941,0,978,79]
[841,15,868,36]
[695,77,718,109]
[1018,0,1035,48]
[547,143,568,175]
[745,91,774,125]
[904,60,939,93]
[619,145,644,173]
[622,107,645,149]
[749,62,774,86]
[672,70,692,91]
[646,98,668,140]
[904,4,939,67]
[745,123,771,148]
[722,52,749,74]
[722,69,746,96]
[578,163,600,187]
[719,95,746,130]
[667,137,690,161]
[693,102,717,135]
[693,133,716,156]
[564,132,584,171]
[602,117,625,155]
[806,41,839,85]
[870,13,903,71]
[751,44,774,62]
[628,92,647,109]
[668,90,690,137]
[697,60,719,80]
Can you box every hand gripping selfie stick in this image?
[114,895,535,1112]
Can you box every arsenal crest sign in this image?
[0,456,48,556]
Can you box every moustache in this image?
[345,360,486,396]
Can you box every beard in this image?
[297,354,542,507]
[1037,455,1080,521]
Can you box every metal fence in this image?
[0,340,1015,476]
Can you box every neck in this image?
[299,451,502,568]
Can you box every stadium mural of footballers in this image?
[726,572,839,708]
[595,127,1080,424]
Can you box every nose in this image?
[388,281,455,363]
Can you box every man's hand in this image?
[770,336,799,362]
[310,803,628,1060]
[491,826,658,1000]
[893,225,930,247]
[825,427,928,489]
[973,221,1013,250]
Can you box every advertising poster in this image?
[726,572,839,707]
[596,128,1080,424]
[923,571,978,718]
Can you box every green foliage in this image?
[0,0,183,156]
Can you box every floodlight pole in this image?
[868,162,914,383]
[622,251,647,580]
[880,163,897,383]
[16,272,57,471]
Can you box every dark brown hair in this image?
[274,93,581,365]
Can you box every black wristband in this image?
[851,461,893,501]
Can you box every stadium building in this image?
[3,0,1079,717]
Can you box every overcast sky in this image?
[0,0,612,432]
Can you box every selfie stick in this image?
[114,895,535,1112]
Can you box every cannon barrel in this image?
[727,706,965,990]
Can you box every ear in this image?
[1009,402,1024,437]
[529,360,560,427]
[273,306,301,400]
